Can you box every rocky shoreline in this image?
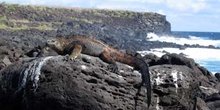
[0,47,219,110]
[0,3,220,110]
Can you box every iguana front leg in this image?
[100,51,119,73]
[70,45,82,60]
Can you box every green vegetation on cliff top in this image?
[0,2,162,31]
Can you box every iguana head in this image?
[46,38,65,53]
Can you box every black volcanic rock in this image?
[150,64,219,110]
[0,3,173,51]
[155,53,218,83]
[0,55,149,110]
[206,92,220,110]
[0,3,219,110]
[0,28,218,110]
[0,53,219,110]
[215,73,220,81]
[143,53,160,66]
[157,53,196,68]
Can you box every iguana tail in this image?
[136,58,151,107]
[107,49,151,107]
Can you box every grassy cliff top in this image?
[0,2,166,31]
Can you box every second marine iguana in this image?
[46,36,152,107]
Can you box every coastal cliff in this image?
[0,3,171,35]
[0,3,220,110]
[0,3,171,51]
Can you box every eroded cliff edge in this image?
[0,3,171,35]
[0,3,220,110]
[0,3,171,51]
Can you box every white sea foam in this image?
[139,47,220,73]
[147,33,220,47]
[150,48,220,61]
[144,32,220,73]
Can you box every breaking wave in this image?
[146,32,220,47]
[142,32,220,73]
[139,47,220,73]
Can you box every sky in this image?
[1,0,220,32]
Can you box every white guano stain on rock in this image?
[119,70,124,73]
[156,96,161,110]
[117,75,123,79]
[199,86,219,95]
[154,69,183,91]
[171,70,178,93]
[126,65,133,69]
[133,70,140,75]
[155,72,163,86]
[171,70,183,93]
[81,65,87,70]
[17,56,61,92]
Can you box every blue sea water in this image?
[146,31,220,73]
[174,31,220,73]
[173,31,220,41]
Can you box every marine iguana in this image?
[46,36,151,107]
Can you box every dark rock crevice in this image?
[0,53,219,110]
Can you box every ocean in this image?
[142,31,220,74]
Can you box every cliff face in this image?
[0,4,220,109]
[0,3,171,36]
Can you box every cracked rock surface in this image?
[0,52,219,110]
